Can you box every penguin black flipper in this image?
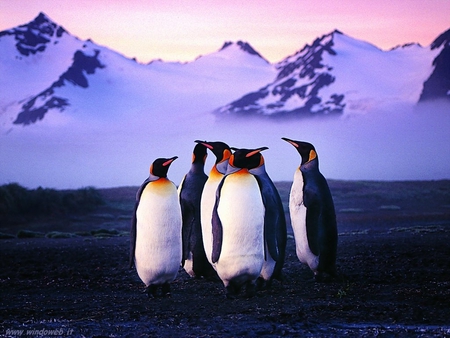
[303,184,321,257]
[254,175,279,262]
[129,178,151,269]
[315,177,338,275]
[211,177,226,264]
[179,174,193,264]
[180,199,195,265]
[129,201,138,269]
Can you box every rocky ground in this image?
[1,180,450,337]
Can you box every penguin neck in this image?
[226,164,241,175]
[248,164,266,176]
[215,159,229,175]
[190,162,205,175]
[300,158,319,172]
[229,168,249,176]
[210,165,225,180]
[148,173,165,182]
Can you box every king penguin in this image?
[129,157,182,297]
[211,147,269,298]
[282,138,338,281]
[243,148,287,288]
[194,140,232,267]
[178,143,217,279]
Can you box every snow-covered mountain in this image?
[0,13,449,189]
[0,13,276,129]
[215,30,447,117]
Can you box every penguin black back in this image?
[179,143,217,279]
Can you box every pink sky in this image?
[1,0,449,63]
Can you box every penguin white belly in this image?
[200,174,222,266]
[135,181,182,286]
[215,173,265,285]
[289,169,319,272]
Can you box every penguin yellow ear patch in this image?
[223,149,232,160]
[259,156,265,167]
[308,150,317,162]
[228,154,235,166]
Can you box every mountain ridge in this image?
[0,13,276,128]
[1,12,449,128]
[215,30,446,118]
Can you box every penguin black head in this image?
[282,138,317,166]
[194,140,231,163]
[192,143,208,164]
[229,147,268,170]
[150,156,178,178]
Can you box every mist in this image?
[1,99,449,190]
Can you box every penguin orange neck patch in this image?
[210,166,223,179]
[232,168,249,176]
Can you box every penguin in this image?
[129,157,182,297]
[244,148,287,288]
[211,147,269,298]
[194,140,232,267]
[281,138,338,281]
[178,143,217,279]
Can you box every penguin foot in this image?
[146,285,159,298]
[162,283,171,297]
[225,285,238,299]
[255,277,265,290]
[245,282,256,298]
[314,271,334,283]
[255,277,273,291]
[205,271,221,283]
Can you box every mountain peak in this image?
[23,12,66,36]
[431,28,450,49]
[33,12,53,25]
[0,12,67,56]
[220,40,268,61]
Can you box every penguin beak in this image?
[246,146,269,158]
[163,156,178,167]
[282,137,299,148]
[195,140,214,150]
